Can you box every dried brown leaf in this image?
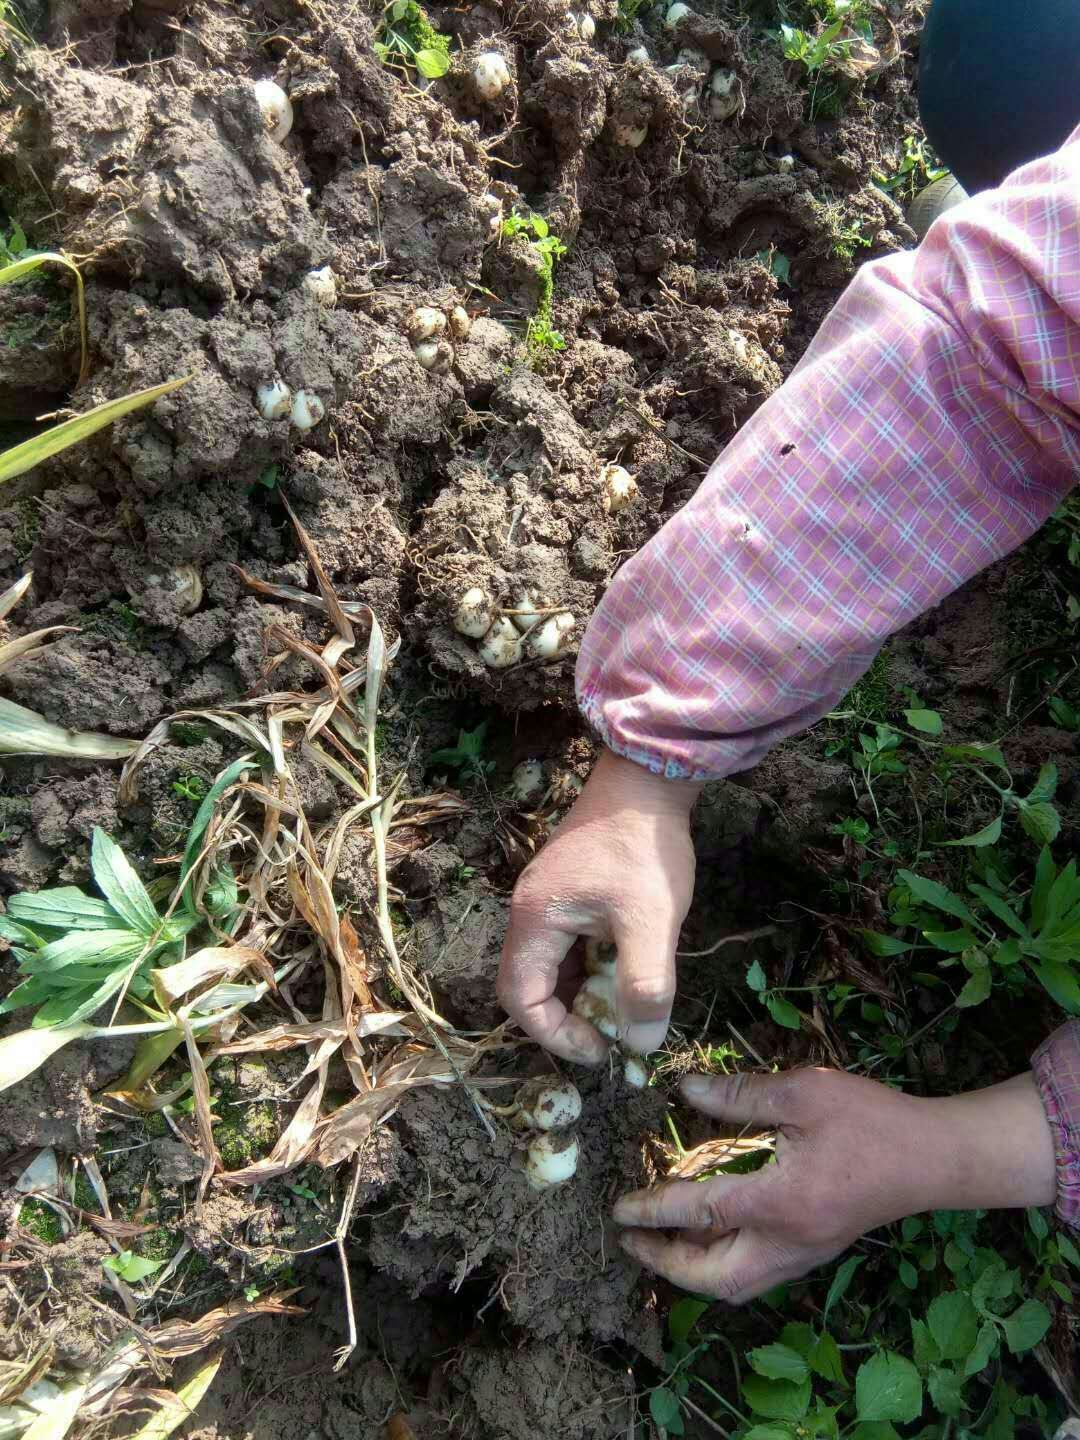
[148,1292,306,1357]
[181,1018,218,1204]
[666,1133,775,1181]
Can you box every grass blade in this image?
[0,571,32,620]
[0,251,88,385]
[0,696,137,759]
[0,376,191,486]
[127,1351,223,1440]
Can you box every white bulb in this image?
[302,266,337,306]
[623,1056,649,1089]
[290,389,325,431]
[509,588,543,635]
[517,1077,583,1131]
[612,121,648,148]
[409,306,447,342]
[473,52,511,101]
[142,565,202,615]
[481,192,504,234]
[256,379,291,421]
[478,617,523,669]
[572,972,620,1040]
[526,1133,579,1190]
[777,153,796,173]
[585,939,617,977]
[511,758,545,803]
[449,305,472,340]
[527,611,575,660]
[664,2,692,27]
[601,463,639,513]
[574,11,596,39]
[453,587,495,639]
[414,339,453,375]
[678,46,708,69]
[627,46,650,62]
[254,79,293,143]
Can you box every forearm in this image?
[578,130,1080,781]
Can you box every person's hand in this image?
[614,1067,1057,1302]
[497,748,703,1063]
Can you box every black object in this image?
[919,0,1080,192]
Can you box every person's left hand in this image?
[613,1066,1056,1303]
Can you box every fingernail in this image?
[623,1020,668,1056]
[612,1195,638,1225]
[681,1074,711,1102]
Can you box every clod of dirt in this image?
[454,1341,634,1440]
[412,886,507,1027]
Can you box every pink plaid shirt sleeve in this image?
[576,133,1080,781]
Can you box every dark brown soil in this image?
[4,1,1074,1437]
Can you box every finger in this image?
[613,1174,775,1231]
[498,906,609,1065]
[681,1070,805,1127]
[619,1227,776,1303]
[612,910,678,1056]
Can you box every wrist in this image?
[591,747,704,818]
[909,1074,1057,1214]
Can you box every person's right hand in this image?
[497,748,702,1063]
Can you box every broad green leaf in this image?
[955,968,991,1008]
[91,829,159,935]
[779,1323,817,1358]
[0,1022,95,1092]
[972,1260,1016,1315]
[1017,801,1061,846]
[854,1353,922,1424]
[910,1318,939,1374]
[897,872,976,924]
[994,938,1022,967]
[809,1332,845,1384]
[1025,1206,1049,1241]
[649,1387,682,1431]
[0,914,48,947]
[8,887,120,931]
[1057,1233,1080,1269]
[1031,960,1080,1014]
[33,966,138,1027]
[744,1427,795,1440]
[967,884,1027,937]
[746,959,767,993]
[1000,1299,1050,1354]
[898,1259,919,1290]
[0,377,190,486]
[901,1217,924,1241]
[103,1249,167,1283]
[923,928,978,952]
[904,709,942,736]
[767,994,803,1030]
[927,1292,978,1361]
[850,1426,899,1440]
[962,1321,998,1376]
[941,815,1002,848]
[414,46,449,77]
[127,1350,223,1440]
[0,974,54,1014]
[668,1296,709,1343]
[1027,762,1058,803]
[530,213,549,237]
[742,1376,812,1421]
[749,1344,810,1384]
[1031,847,1057,932]
[824,1254,864,1320]
[942,743,1007,771]
[1042,859,1080,934]
[31,929,147,975]
[860,930,911,957]
[927,1367,965,1418]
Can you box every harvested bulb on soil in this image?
[710,69,740,120]
[627,46,650,62]
[526,1132,579,1190]
[253,78,293,142]
[572,971,619,1040]
[665,2,692,27]
[623,1056,649,1089]
[256,379,291,421]
[585,939,617,976]
[408,306,447,343]
[527,611,576,661]
[516,1077,583,1131]
[481,192,503,233]
[448,305,472,340]
[511,758,545,804]
[612,120,648,148]
[453,587,496,639]
[778,153,796,173]
[478,617,523,669]
[302,266,337,307]
[290,390,325,431]
[570,11,596,40]
[414,338,453,375]
[473,52,511,101]
[601,462,638,513]
[509,589,543,633]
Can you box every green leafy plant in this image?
[501,211,568,357]
[429,722,495,781]
[863,839,1080,1014]
[746,958,805,1031]
[614,0,652,32]
[103,1249,167,1284]
[172,773,210,804]
[374,0,451,78]
[874,134,948,203]
[755,247,793,286]
[778,0,868,75]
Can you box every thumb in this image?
[613,914,677,1056]
[681,1070,803,1127]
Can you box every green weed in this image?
[429,722,495,782]
[614,0,653,33]
[172,773,211,804]
[374,0,450,78]
[501,210,568,359]
[874,134,948,205]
